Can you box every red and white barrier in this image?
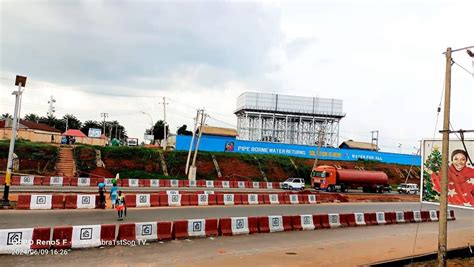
[266,182,273,189]
[237,181,246,189]
[77,194,96,209]
[49,176,64,186]
[136,194,151,207]
[269,194,279,204]
[296,214,315,230]
[429,210,438,221]
[412,211,422,223]
[77,177,91,187]
[354,213,366,226]
[30,195,53,210]
[248,194,259,205]
[173,219,218,239]
[395,211,406,223]
[188,180,197,187]
[221,181,230,188]
[149,179,160,187]
[328,214,341,228]
[0,228,33,253]
[375,212,386,225]
[167,194,182,207]
[169,179,180,188]
[307,194,317,204]
[259,215,292,233]
[289,194,299,204]
[251,182,259,189]
[219,217,257,236]
[20,175,35,186]
[198,194,209,206]
[205,180,214,188]
[166,190,179,195]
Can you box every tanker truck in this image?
[311,165,389,193]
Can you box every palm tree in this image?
[1,113,13,120]
[24,113,41,122]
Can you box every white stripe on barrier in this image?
[170,179,179,187]
[395,211,405,223]
[198,194,208,206]
[429,210,438,221]
[135,222,158,241]
[300,215,315,230]
[205,180,214,188]
[231,217,249,235]
[30,195,52,210]
[308,195,317,204]
[413,211,422,222]
[289,195,299,204]
[221,181,230,188]
[150,179,160,187]
[252,182,259,189]
[354,213,366,226]
[78,178,90,187]
[237,181,246,189]
[269,194,279,204]
[188,180,197,187]
[328,214,341,228]
[447,210,454,220]
[376,212,386,224]
[136,194,151,207]
[20,176,34,186]
[0,228,33,254]
[50,176,63,186]
[188,219,206,237]
[223,194,234,205]
[72,225,101,248]
[248,194,259,205]
[166,190,179,195]
[168,194,181,207]
[128,179,139,187]
[77,194,96,209]
[204,190,214,195]
[266,182,273,189]
[268,216,284,232]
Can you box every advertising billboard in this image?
[421,139,474,209]
[88,128,102,138]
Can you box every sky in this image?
[1,0,473,154]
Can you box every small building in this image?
[339,140,379,151]
[200,125,239,139]
[0,119,61,143]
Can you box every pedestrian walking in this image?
[98,182,106,209]
[115,191,126,221]
[110,182,118,209]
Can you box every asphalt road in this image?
[0,202,469,229]
[0,203,472,267]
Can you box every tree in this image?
[1,113,13,120]
[23,113,41,122]
[422,148,441,202]
[38,115,60,129]
[153,120,169,140]
[177,124,193,136]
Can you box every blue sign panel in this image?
[176,135,420,166]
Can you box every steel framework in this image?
[234,92,345,147]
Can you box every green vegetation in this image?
[0,140,57,161]
[118,169,185,179]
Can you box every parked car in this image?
[383,184,392,193]
[281,178,305,190]
[398,183,419,194]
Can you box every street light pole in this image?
[140,111,154,144]
[2,75,27,207]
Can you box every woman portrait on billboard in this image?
[430,149,474,206]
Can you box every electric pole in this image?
[2,75,27,207]
[100,113,108,135]
[311,125,326,172]
[185,110,200,175]
[47,96,56,117]
[159,97,169,148]
[189,109,207,180]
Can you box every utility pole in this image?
[2,75,27,207]
[438,47,452,267]
[185,110,200,175]
[311,125,326,172]
[159,97,169,148]
[65,117,69,132]
[371,130,379,151]
[47,96,56,117]
[189,109,207,180]
[100,113,108,135]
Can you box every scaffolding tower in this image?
[234,92,346,147]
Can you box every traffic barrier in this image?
[420,211,430,222]
[219,217,259,236]
[135,194,151,207]
[72,177,91,187]
[258,215,292,233]
[19,175,38,186]
[52,226,73,249]
[0,228,34,254]
[65,194,97,209]
[181,194,191,206]
[448,210,455,220]
[289,194,299,204]
[205,180,214,188]
[327,213,342,228]
[375,212,387,225]
[0,176,4,185]
[11,175,21,186]
[307,194,317,204]
[236,181,247,189]
[196,180,205,187]
[159,194,182,207]
[240,194,249,205]
[364,213,377,225]
[150,194,160,207]
[173,218,219,239]
[292,214,316,231]
[157,221,173,241]
[247,194,260,205]
[279,194,289,204]
[31,227,52,250]
[169,179,180,188]
[125,195,137,207]
[265,182,273,189]
[149,179,160,187]
[428,210,439,221]
[216,194,235,205]
[53,224,115,249]
[395,211,406,223]
[213,180,222,188]
[122,179,140,187]
[268,194,280,205]
[52,194,65,209]
[16,194,32,209]
[412,211,422,223]
[118,222,164,242]
[28,194,53,210]
[160,179,170,187]
[384,212,396,224]
[221,180,231,188]
[345,213,361,227]
[45,176,68,186]
[251,181,260,189]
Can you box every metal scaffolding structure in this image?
[234,92,345,147]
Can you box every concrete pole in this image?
[438,47,452,267]
[2,83,23,206]
[163,97,167,148]
[185,110,200,175]
[189,110,206,180]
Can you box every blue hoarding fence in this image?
[176,135,421,166]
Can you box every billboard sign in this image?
[127,138,139,146]
[421,139,474,209]
[88,128,102,138]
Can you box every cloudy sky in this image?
[1,0,473,154]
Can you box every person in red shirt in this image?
[431,149,474,207]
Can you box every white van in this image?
[282,178,305,190]
[398,183,419,194]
